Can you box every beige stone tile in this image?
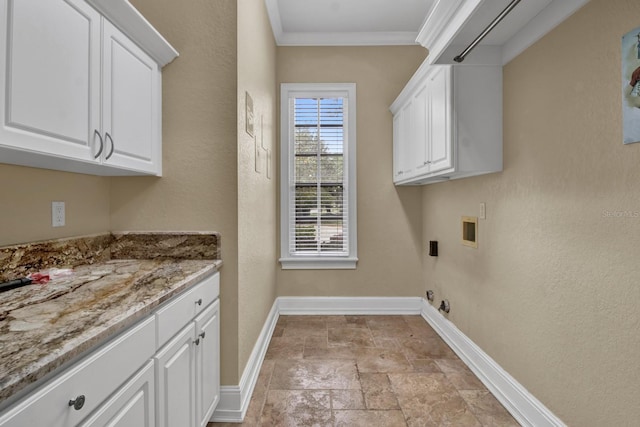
[260,390,332,427]
[459,390,520,427]
[272,324,285,337]
[356,349,414,373]
[410,358,442,373]
[283,325,328,338]
[333,410,407,427]
[265,337,304,360]
[303,345,360,359]
[330,389,366,410]
[399,337,457,359]
[372,337,400,349]
[343,316,369,328]
[270,359,361,390]
[239,359,276,425]
[389,373,482,427]
[305,335,328,348]
[435,359,486,391]
[328,327,376,347]
[359,373,400,410]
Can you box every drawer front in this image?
[155,272,220,348]
[0,316,155,427]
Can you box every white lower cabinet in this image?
[195,301,220,427]
[79,361,155,427]
[155,323,197,427]
[155,300,220,427]
[391,62,502,185]
[0,272,220,427]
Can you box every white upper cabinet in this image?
[391,63,502,185]
[0,0,101,163]
[0,0,177,176]
[417,0,590,66]
[102,20,161,174]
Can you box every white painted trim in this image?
[264,0,284,45]
[279,83,357,269]
[278,297,423,315]
[210,301,279,423]
[501,0,590,65]
[276,31,420,46]
[420,299,566,427]
[85,0,178,67]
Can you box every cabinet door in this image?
[102,20,161,175]
[411,84,429,173]
[79,361,155,427]
[393,100,415,181]
[0,0,101,160]
[428,66,453,174]
[155,323,196,427]
[195,301,220,427]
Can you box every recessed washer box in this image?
[462,216,478,248]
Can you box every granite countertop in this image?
[0,232,221,406]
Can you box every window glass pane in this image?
[291,96,347,255]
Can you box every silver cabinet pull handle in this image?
[196,298,203,306]
[105,132,115,160]
[93,130,104,159]
[69,395,86,410]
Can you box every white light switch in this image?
[479,202,486,220]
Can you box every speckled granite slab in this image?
[0,234,113,282]
[110,231,220,260]
[0,231,220,282]
[0,232,221,406]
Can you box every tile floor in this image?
[211,315,519,427]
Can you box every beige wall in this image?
[276,46,427,297]
[118,0,241,384]
[237,0,278,376]
[421,0,640,425]
[0,165,110,246]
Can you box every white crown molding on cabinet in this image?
[85,0,178,67]
[418,0,590,66]
[212,296,565,425]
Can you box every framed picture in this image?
[622,26,640,144]
[245,91,254,137]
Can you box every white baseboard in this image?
[420,299,566,427]
[278,296,423,315]
[211,296,564,426]
[211,301,279,423]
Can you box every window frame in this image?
[279,83,358,270]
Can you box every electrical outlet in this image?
[52,201,65,227]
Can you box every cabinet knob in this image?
[196,298,203,306]
[194,337,201,345]
[69,395,86,411]
[199,331,206,340]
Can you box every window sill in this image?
[279,257,358,270]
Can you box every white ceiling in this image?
[265,0,435,46]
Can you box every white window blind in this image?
[289,96,348,256]
[280,83,357,269]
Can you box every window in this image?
[280,83,357,269]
